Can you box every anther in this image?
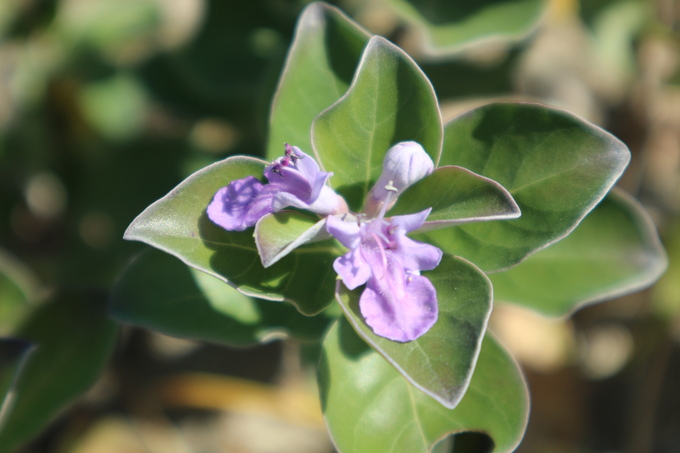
[384,180,399,193]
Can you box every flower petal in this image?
[360,273,438,342]
[326,215,362,249]
[333,248,371,290]
[207,176,275,231]
[395,236,443,272]
[390,208,432,234]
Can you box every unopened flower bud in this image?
[364,141,434,217]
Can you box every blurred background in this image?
[0,0,679,452]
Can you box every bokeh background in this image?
[1,0,679,452]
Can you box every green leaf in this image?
[490,188,668,316]
[318,319,529,453]
[0,291,118,452]
[267,2,370,160]
[335,254,491,409]
[124,156,342,315]
[0,339,35,431]
[312,35,443,210]
[254,211,330,267]
[389,165,520,231]
[422,102,630,272]
[110,248,333,345]
[385,0,547,56]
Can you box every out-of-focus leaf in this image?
[0,251,38,336]
[0,291,118,452]
[312,36,442,211]
[124,156,342,316]
[389,165,520,231]
[318,319,529,453]
[491,188,668,316]
[386,0,547,56]
[267,2,370,159]
[336,254,492,409]
[79,73,148,140]
[0,339,35,431]
[420,102,630,272]
[110,248,332,345]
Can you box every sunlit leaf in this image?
[490,188,668,316]
[420,102,630,272]
[110,248,332,345]
[336,254,491,409]
[312,36,442,210]
[267,2,370,159]
[318,319,529,453]
[389,165,520,231]
[255,211,330,267]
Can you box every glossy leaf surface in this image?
[421,103,630,272]
[389,165,520,231]
[336,254,492,409]
[312,35,442,210]
[0,291,118,452]
[124,156,342,315]
[267,2,370,159]
[318,319,529,453]
[110,248,332,345]
[490,189,668,316]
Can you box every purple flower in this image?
[207,144,347,231]
[327,209,442,342]
[326,141,442,342]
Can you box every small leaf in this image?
[110,248,332,345]
[0,339,35,430]
[422,102,630,272]
[318,319,529,453]
[0,291,118,452]
[267,2,370,159]
[385,0,547,56]
[490,188,668,316]
[312,35,443,210]
[335,254,492,408]
[389,165,520,231]
[124,156,341,315]
[255,211,330,267]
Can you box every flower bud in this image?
[364,141,434,217]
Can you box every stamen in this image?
[271,165,284,177]
[377,180,399,220]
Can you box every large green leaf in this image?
[124,156,342,315]
[490,188,668,316]
[0,339,35,431]
[312,35,443,210]
[336,254,492,409]
[389,165,520,231]
[267,2,370,160]
[318,319,529,453]
[386,0,547,56]
[0,291,118,452]
[110,248,332,345]
[421,102,630,272]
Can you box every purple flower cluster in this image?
[207,142,442,342]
